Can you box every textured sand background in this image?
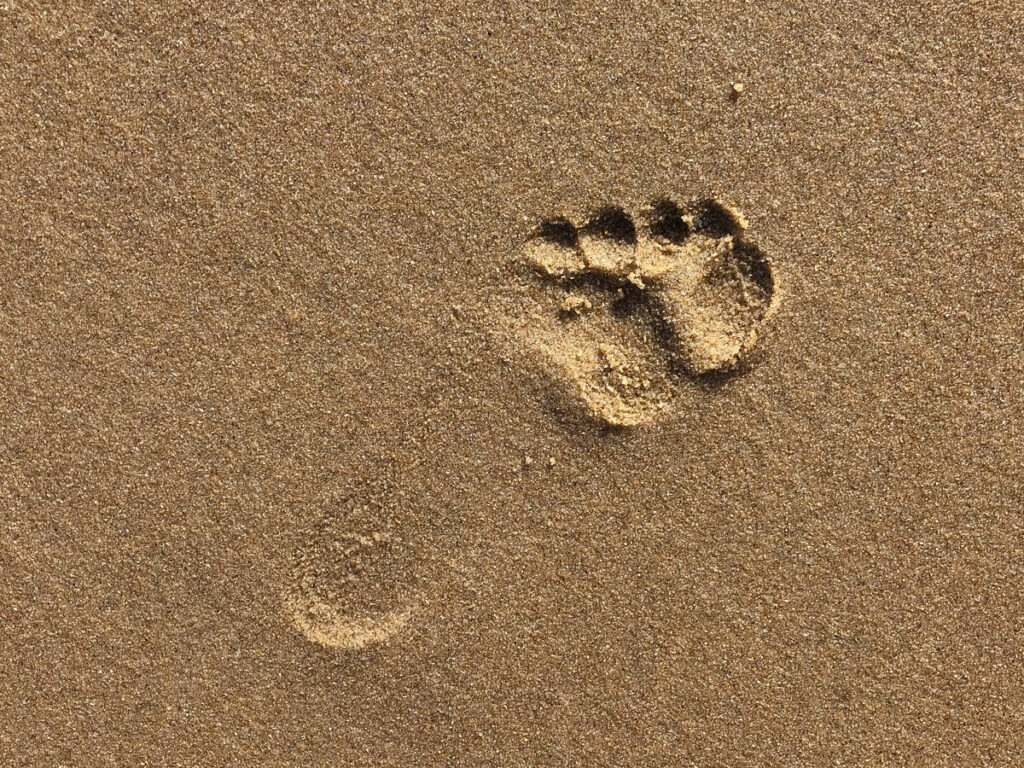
[1,1,1023,765]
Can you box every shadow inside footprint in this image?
[692,198,745,238]
[536,217,579,247]
[733,241,774,300]
[649,199,689,243]
[581,206,638,242]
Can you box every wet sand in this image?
[1,1,1022,765]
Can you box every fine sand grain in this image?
[1,1,1023,766]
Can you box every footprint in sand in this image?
[284,479,422,651]
[514,199,777,427]
[285,198,776,648]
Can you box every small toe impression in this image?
[577,207,637,274]
[581,206,637,242]
[648,199,689,244]
[525,217,583,277]
[691,199,745,238]
[536,217,579,248]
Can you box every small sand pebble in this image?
[561,295,593,315]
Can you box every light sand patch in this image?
[288,600,410,651]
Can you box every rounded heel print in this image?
[284,480,421,651]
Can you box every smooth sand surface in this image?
[1,1,1022,765]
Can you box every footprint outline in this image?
[518,198,778,427]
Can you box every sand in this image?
[1,1,1022,765]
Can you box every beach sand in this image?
[1,1,1022,765]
